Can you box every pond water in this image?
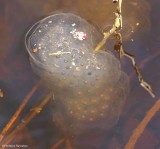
[0,0,160,149]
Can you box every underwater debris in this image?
[32,48,38,53]
[0,89,4,98]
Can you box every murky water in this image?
[0,0,160,149]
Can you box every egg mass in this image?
[25,12,130,135]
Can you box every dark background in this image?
[0,0,160,148]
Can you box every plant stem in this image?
[0,80,41,142]
[1,93,52,146]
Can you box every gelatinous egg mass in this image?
[25,13,129,134]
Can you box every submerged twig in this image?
[0,80,41,142]
[129,50,160,79]
[65,138,74,149]
[1,93,52,145]
[124,98,160,149]
[49,51,71,56]
[50,138,65,149]
[94,0,155,98]
[114,33,155,98]
[0,89,4,98]
[54,113,74,149]
[50,137,73,149]
[94,0,122,52]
